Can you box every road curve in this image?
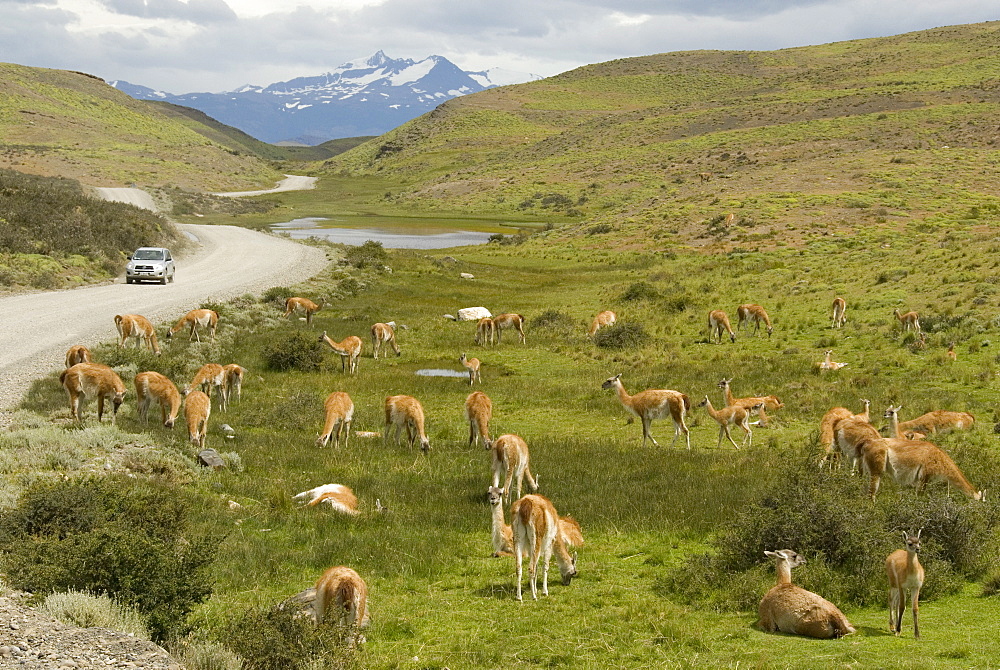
[212,174,318,198]
[0,223,328,410]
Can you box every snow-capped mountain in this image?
[111,52,541,145]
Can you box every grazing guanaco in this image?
[134,371,181,428]
[697,172,713,183]
[114,314,161,355]
[736,304,773,337]
[898,409,975,436]
[511,494,578,601]
[488,485,514,557]
[588,311,616,337]
[188,363,227,410]
[946,342,957,361]
[319,331,363,374]
[818,399,870,468]
[371,322,400,359]
[492,434,539,504]
[283,296,323,325]
[294,483,360,515]
[64,344,92,368]
[166,308,218,342]
[862,435,983,502]
[465,390,492,449]
[831,297,847,328]
[717,378,783,427]
[833,413,881,476]
[708,310,735,344]
[475,317,495,346]
[222,364,246,406]
[493,313,526,344]
[816,349,848,370]
[723,212,736,227]
[314,566,369,646]
[602,374,690,448]
[699,396,757,449]
[558,516,584,549]
[384,395,430,452]
[886,530,924,638]
[183,388,211,448]
[60,363,126,424]
[459,353,481,385]
[757,549,855,638]
[316,391,354,448]
[894,309,921,334]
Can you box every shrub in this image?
[41,590,149,638]
[261,332,325,372]
[169,638,243,670]
[593,322,649,349]
[262,286,294,306]
[225,604,354,670]
[344,240,387,268]
[531,310,575,331]
[0,477,221,641]
[587,224,612,235]
[619,281,659,302]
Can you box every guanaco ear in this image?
[764,550,777,559]
[901,531,909,542]
[614,373,622,380]
[916,528,923,539]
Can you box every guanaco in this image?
[588,311,616,337]
[188,363,227,410]
[831,297,847,328]
[465,390,492,449]
[64,344,92,368]
[488,485,514,557]
[862,431,983,502]
[114,314,161,355]
[384,394,430,452]
[897,409,975,436]
[697,172,713,183]
[294,483,359,515]
[886,530,924,638]
[818,399,870,468]
[894,309,921,334]
[183,388,211,448]
[60,363,126,424]
[222,364,246,406]
[475,317,495,346]
[134,371,181,428]
[317,391,354,448]
[284,296,323,325]
[492,433,539,504]
[946,342,957,361]
[459,353,481,385]
[717,378,783,427]
[511,494,578,601]
[699,396,757,449]
[736,304,773,337]
[816,349,848,370]
[757,549,855,638]
[371,322,400,359]
[319,331,363,374]
[493,313,526,344]
[708,310,735,344]
[833,413,881,476]
[602,374,691,449]
[314,566,369,646]
[166,308,218,342]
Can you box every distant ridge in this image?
[111,52,541,145]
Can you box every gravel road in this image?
[212,174,318,197]
[0,221,328,411]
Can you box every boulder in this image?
[460,272,475,280]
[198,449,226,470]
[457,307,491,321]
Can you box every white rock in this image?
[457,307,491,321]
[459,272,475,280]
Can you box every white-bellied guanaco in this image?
[384,394,430,452]
[134,371,181,428]
[294,484,360,515]
[187,363,227,410]
[699,396,758,449]
[319,331,363,374]
[886,530,924,638]
[894,309,921,334]
[284,296,324,325]
[736,304,773,337]
[475,317,495,346]
[717,378,783,427]
[64,344,92,368]
[314,566,369,646]
[459,352,481,385]
[602,374,690,449]
[818,399,870,468]
[114,314,161,355]
[465,390,492,449]
[708,310,735,344]
[183,388,211,448]
[511,494,578,601]
[166,308,218,342]
[493,313,526,344]
[317,391,354,448]
[222,364,246,406]
[757,549,855,638]
[492,433,539,504]
[588,311,616,337]
[371,322,400,359]
[60,363,126,424]
[831,297,847,328]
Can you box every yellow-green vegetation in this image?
[0,63,282,190]
[323,22,1000,248]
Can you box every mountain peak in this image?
[344,51,391,69]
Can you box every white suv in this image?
[126,247,175,284]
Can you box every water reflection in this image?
[272,217,494,249]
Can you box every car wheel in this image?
[168,273,175,283]
[160,276,168,285]
[126,277,133,284]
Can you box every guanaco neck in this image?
[887,409,902,438]
[857,400,871,422]
[774,561,793,586]
[613,380,636,411]
[702,398,721,420]
[722,382,735,406]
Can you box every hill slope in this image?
[329,22,1000,249]
[0,63,282,191]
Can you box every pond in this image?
[415,369,469,378]
[271,217,495,249]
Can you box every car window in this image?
[133,249,164,260]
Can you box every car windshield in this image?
[133,249,164,260]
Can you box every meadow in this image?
[9,219,1000,668]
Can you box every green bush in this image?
[262,286,294,306]
[225,604,354,670]
[169,638,243,670]
[0,477,221,641]
[593,322,649,349]
[41,590,149,638]
[531,310,576,331]
[344,240,387,268]
[261,332,325,372]
[619,281,659,302]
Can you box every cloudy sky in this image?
[1,0,997,93]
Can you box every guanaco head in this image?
[318,331,328,343]
[164,416,176,429]
[560,552,579,586]
[883,405,902,420]
[601,373,622,390]
[766,324,773,337]
[487,486,503,507]
[902,529,922,554]
[764,549,806,569]
[717,378,732,389]
[419,436,431,453]
[112,390,126,414]
[697,396,711,408]
[460,353,468,364]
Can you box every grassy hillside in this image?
[327,22,1000,248]
[0,63,283,191]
